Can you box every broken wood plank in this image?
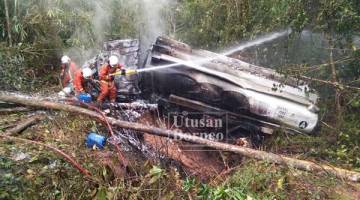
[6,115,45,136]
[1,92,359,182]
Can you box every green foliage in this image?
[183,177,196,192]
[1,0,360,199]
[315,0,360,35]
[328,111,360,169]
[0,53,27,90]
[175,0,309,49]
[0,0,141,91]
[180,161,337,200]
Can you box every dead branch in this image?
[0,107,32,114]
[300,75,360,91]
[1,92,360,182]
[6,115,45,136]
[0,134,91,177]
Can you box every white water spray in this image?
[139,29,291,72]
[221,29,291,56]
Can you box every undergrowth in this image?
[1,112,356,199]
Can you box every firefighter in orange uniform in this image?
[58,55,78,97]
[73,67,93,95]
[60,55,78,87]
[97,55,125,103]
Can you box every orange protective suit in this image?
[73,69,85,94]
[61,62,78,86]
[97,63,123,103]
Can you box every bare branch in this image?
[0,134,92,177]
[300,75,360,91]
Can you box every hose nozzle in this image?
[110,69,138,76]
[125,69,137,75]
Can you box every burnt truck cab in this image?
[85,36,319,134]
[141,37,319,134]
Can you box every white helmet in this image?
[82,68,92,79]
[58,91,66,97]
[58,87,72,97]
[109,55,119,66]
[61,55,70,64]
[63,87,72,94]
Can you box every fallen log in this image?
[6,115,45,135]
[1,92,360,182]
[0,107,32,114]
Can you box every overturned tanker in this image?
[141,37,319,134]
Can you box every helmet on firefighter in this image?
[58,86,72,97]
[109,55,119,67]
[63,86,72,94]
[61,55,71,64]
[82,67,92,79]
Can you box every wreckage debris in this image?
[144,36,319,135]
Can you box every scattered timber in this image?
[1,92,360,182]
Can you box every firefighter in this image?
[58,55,78,97]
[60,55,78,87]
[73,67,94,96]
[97,55,125,103]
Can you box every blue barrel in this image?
[86,133,106,149]
[78,93,92,103]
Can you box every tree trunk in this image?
[328,35,342,121]
[4,0,12,47]
[1,92,360,182]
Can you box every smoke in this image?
[58,0,112,65]
[138,0,173,50]
[59,0,111,44]
[45,0,174,66]
[92,2,111,43]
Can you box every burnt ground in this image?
[139,112,230,179]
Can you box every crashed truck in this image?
[86,36,319,135]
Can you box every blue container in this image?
[86,133,106,149]
[78,93,92,103]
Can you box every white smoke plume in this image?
[138,0,173,50]
[46,0,174,65]
[60,1,112,65]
